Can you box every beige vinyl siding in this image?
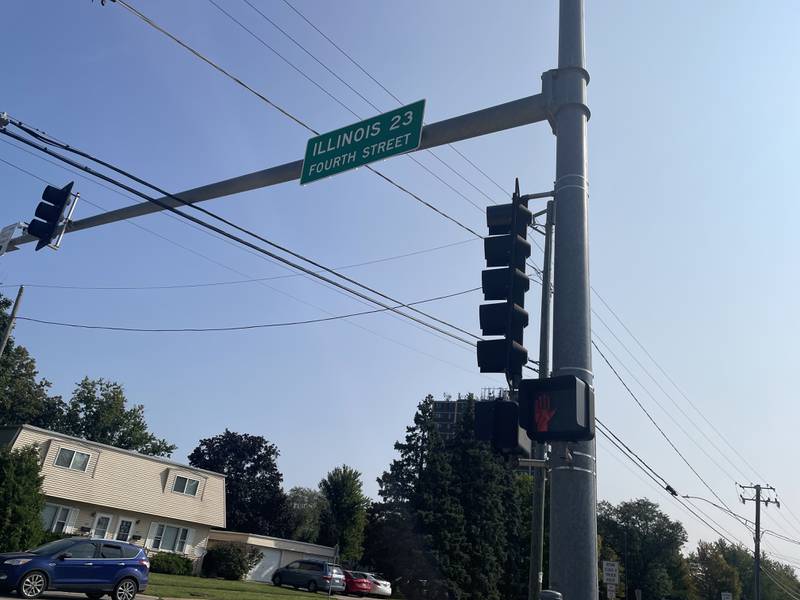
[12,428,225,528]
[41,498,211,559]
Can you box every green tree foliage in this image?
[715,540,800,600]
[365,395,528,600]
[189,430,289,537]
[318,465,369,563]
[0,295,63,430]
[690,540,740,600]
[286,486,326,543]
[60,377,175,456]
[0,446,45,552]
[598,499,691,600]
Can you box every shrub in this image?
[149,552,194,576]
[201,543,260,580]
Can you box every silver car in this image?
[366,573,392,597]
[271,559,345,593]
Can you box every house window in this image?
[152,524,190,553]
[41,503,74,533]
[54,447,90,472]
[172,475,199,496]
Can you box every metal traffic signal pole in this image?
[530,200,554,600]
[548,1,596,599]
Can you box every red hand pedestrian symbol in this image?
[535,393,556,432]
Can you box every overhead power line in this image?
[17,287,479,333]
[227,0,495,208]
[0,143,493,379]
[4,118,483,344]
[278,0,508,195]
[1,124,482,351]
[110,0,486,240]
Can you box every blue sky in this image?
[2,0,800,562]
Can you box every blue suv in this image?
[0,538,149,600]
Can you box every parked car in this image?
[271,559,345,593]
[366,572,392,597]
[0,537,149,600]
[343,570,372,596]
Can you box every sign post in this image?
[300,100,425,184]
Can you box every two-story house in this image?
[0,425,226,564]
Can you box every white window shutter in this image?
[65,508,79,534]
[144,522,159,550]
[183,528,195,554]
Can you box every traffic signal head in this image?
[477,179,531,385]
[518,375,595,442]
[28,182,74,251]
[474,399,531,456]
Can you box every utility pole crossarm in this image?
[5,94,547,251]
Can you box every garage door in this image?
[247,548,281,582]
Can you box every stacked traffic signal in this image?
[27,182,74,251]
[474,399,531,456]
[477,179,532,386]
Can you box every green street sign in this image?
[300,100,425,184]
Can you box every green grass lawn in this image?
[145,573,328,600]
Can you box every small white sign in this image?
[0,223,20,256]
[721,593,733,600]
[607,584,617,599]
[603,561,620,585]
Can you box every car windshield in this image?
[352,572,368,579]
[329,565,343,576]
[28,538,77,555]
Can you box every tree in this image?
[188,429,289,537]
[598,499,689,600]
[286,486,326,543]
[0,294,64,430]
[318,465,369,564]
[59,377,175,457]
[0,446,45,552]
[690,540,740,600]
[371,395,462,600]
[447,401,509,600]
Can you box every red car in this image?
[343,570,373,596]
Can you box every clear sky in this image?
[2,0,800,566]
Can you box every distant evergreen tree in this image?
[318,465,369,563]
[448,401,510,600]
[0,446,45,552]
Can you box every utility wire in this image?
[0,126,480,349]
[592,286,763,482]
[592,330,740,485]
[592,337,738,516]
[17,287,479,333]
[4,119,482,343]
[0,149,496,379]
[278,0,508,195]
[111,0,485,240]
[230,0,494,208]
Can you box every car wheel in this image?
[86,593,105,600]
[113,578,138,600]
[18,572,47,599]
[272,574,282,587]
[307,580,318,593]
